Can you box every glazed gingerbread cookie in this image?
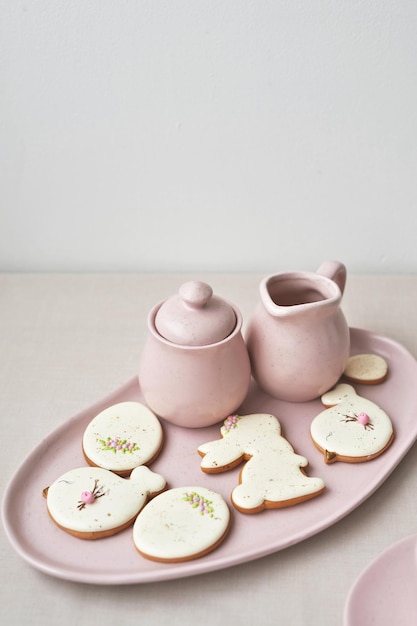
[44,465,166,539]
[82,401,163,477]
[198,413,325,514]
[133,486,231,562]
[343,353,389,385]
[310,383,394,464]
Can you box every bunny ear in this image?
[321,383,357,408]
[130,466,167,495]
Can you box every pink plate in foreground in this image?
[344,533,417,625]
[2,328,417,585]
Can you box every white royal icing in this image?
[198,414,325,512]
[343,353,388,383]
[46,465,166,536]
[310,383,394,461]
[133,486,230,561]
[82,401,163,473]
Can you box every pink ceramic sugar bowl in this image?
[138,281,251,428]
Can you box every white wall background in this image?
[1,0,416,274]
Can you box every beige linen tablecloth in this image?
[1,273,417,625]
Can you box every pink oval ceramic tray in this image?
[344,533,417,625]
[3,328,417,585]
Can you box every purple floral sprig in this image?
[99,436,140,454]
[223,414,240,433]
[183,492,215,517]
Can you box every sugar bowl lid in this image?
[154,281,236,346]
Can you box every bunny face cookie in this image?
[44,465,166,539]
[198,414,325,514]
[310,384,394,463]
[82,401,163,476]
[133,486,231,562]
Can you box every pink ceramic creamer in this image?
[246,260,350,402]
[138,281,251,428]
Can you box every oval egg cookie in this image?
[133,486,231,562]
[82,401,163,476]
[343,353,388,384]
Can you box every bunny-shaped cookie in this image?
[198,413,325,513]
[44,465,166,538]
[310,384,394,463]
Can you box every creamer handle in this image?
[316,260,347,294]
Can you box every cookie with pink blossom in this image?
[198,413,325,514]
[133,486,231,562]
[310,383,394,464]
[44,465,166,539]
[82,401,163,477]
